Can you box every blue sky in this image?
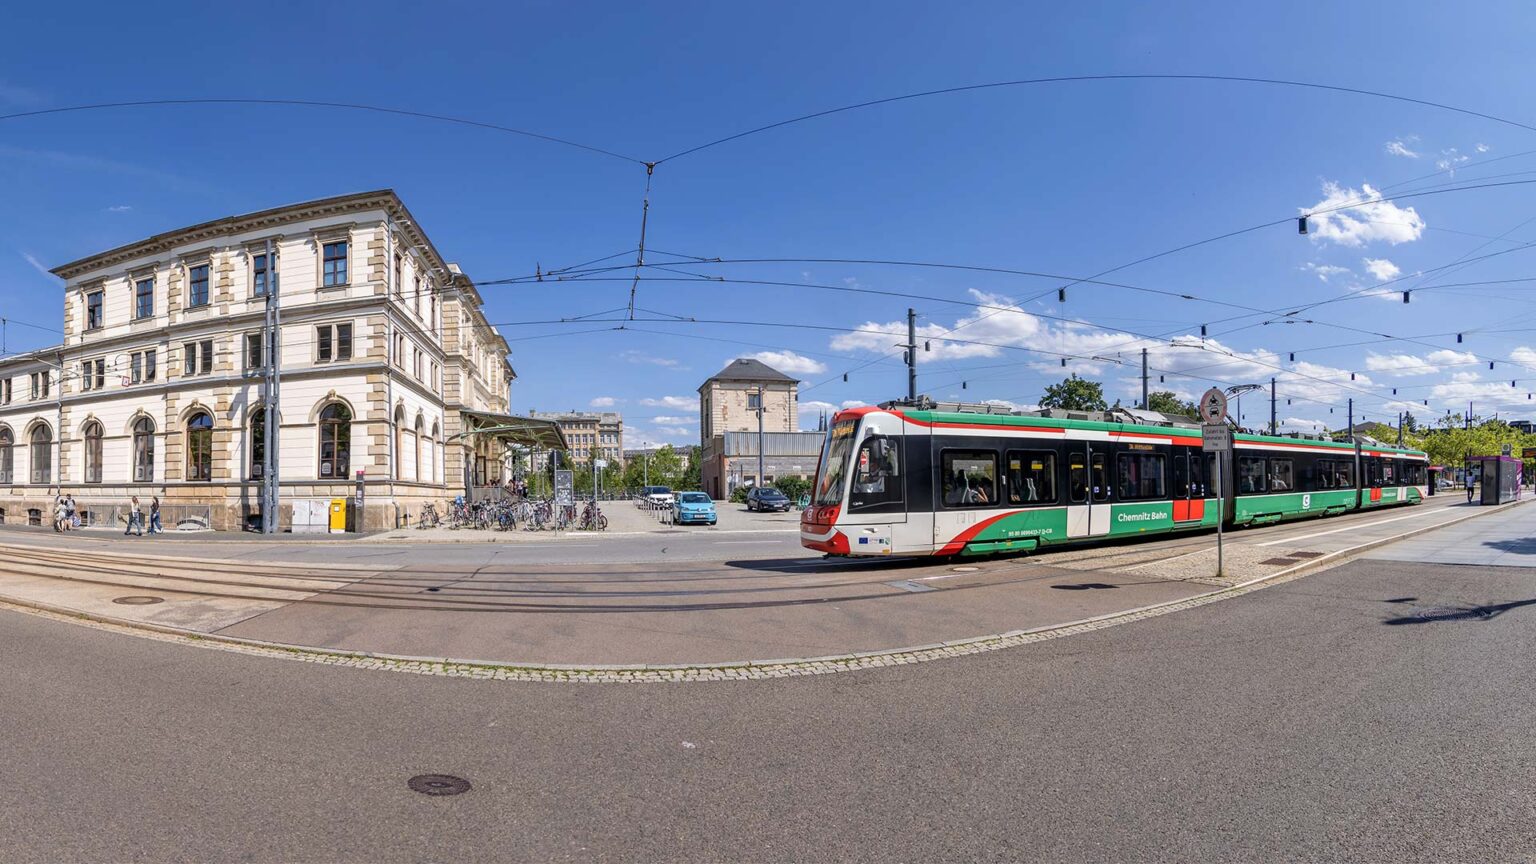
[5,1,1536,446]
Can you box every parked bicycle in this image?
[579,500,608,531]
[417,502,441,529]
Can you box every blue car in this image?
[673,491,718,526]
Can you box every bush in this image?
[729,486,750,504]
[775,476,811,502]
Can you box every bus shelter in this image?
[1466,455,1523,505]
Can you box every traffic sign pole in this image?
[1200,390,1232,579]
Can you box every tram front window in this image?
[814,420,859,507]
[850,436,903,510]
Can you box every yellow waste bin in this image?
[329,498,349,533]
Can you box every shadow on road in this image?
[1384,597,1536,625]
[1051,583,1119,591]
[1481,537,1536,556]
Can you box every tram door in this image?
[1066,443,1111,539]
[1170,448,1206,524]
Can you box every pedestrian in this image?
[149,496,163,534]
[1466,471,1477,504]
[52,496,67,533]
[125,495,144,536]
[65,493,77,530]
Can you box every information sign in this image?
[554,470,574,507]
[1202,423,1233,453]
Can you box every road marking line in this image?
[1254,507,1450,547]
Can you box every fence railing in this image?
[86,504,213,532]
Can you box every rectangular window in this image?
[1006,450,1057,504]
[85,290,104,330]
[200,339,213,375]
[1270,458,1294,492]
[747,391,762,410]
[1383,461,1396,485]
[941,450,998,508]
[1069,452,1088,503]
[139,349,156,383]
[245,332,264,370]
[188,264,210,307]
[252,253,270,297]
[393,253,402,295]
[1116,453,1166,500]
[183,341,213,376]
[131,353,142,384]
[80,358,105,392]
[322,241,348,287]
[134,277,154,319]
[0,378,9,404]
[1237,456,1268,494]
[1091,452,1109,502]
[414,276,422,315]
[80,361,93,391]
[337,323,352,360]
[317,326,333,362]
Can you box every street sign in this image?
[1202,423,1233,453]
[1522,447,1536,460]
[594,459,609,469]
[1502,443,1513,457]
[554,470,574,507]
[1198,387,1228,424]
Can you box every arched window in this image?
[29,423,51,484]
[186,412,213,482]
[133,417,155,482]
[82,420,103,483]
[319,402,351,479]
[431,421,442,484]
[394,405,409,481]
[0,427,13,484]
[414,414,424,483]
[249,406,266,479]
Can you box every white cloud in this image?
[1302,181,1426,247]
[840,400,867,409]
[799,400,839,416]
[1385,139,1420,158]
[1279,417,1331,432]
[1436,148,1471,174]
[1476,143,1491,153]
[105,204,132,213]
[1365,350,1477,376]
[1362,258,1401,281]
[640,395,696,410]
[589,396,616,407]
[1303,262,1351,282]
[649,415,693,425]
[1512,346,1536,365]
[621,350,681,368]
[981,399,1030,412]
[20,252,54,281]
[738,350,826,375]
[653,426,690,437]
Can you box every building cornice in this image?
[51,190,452,285]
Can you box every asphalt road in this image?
[5,546,1536,861]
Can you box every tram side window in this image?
[1005,450,1056,505]
[1237,456,1267,494]
[1365,459,1383,488]
[1407,463,1426,485]
[1337,459,1356,487]
[1116,453,1166,500]
[942,451,998,508]
[849,436,903,510]
[1382,460,1396,486]
[1069,454,1088,503]
[1091,452,1110,502]
[1269,458,1294,492]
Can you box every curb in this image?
[0,500,1521,684]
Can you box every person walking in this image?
[1466,471,1477,504]
[65,493,77,530]
[148,496,163,534]
[124,495,144,536]
[52,496,67,533]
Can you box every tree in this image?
[1039,374,1107,412]
[1402,411,1418,433]
[1146,390,1197,417]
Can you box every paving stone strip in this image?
[0,500,1519,684]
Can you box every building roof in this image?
[703,357,798,385]
[50,189,449,282]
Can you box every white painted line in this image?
[715,540,786,545]
[1254,507,1450,547]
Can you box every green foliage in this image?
[1405,416,1534,467]
[1040,374,1108,412]
[729,485,750,503]
[1146,390,1197,417]
[774,475,810,502]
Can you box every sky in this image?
[5,1,1536,447]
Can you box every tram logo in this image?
[1115,511,1168,523]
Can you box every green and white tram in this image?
[801,402,1429,557]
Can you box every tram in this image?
[800,401,1429,557]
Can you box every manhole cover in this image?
[112,596,164,605]
[951,566,980,573]
[1260,557,1300,566]
[407,774,471,796]
[1415,606,1494,622]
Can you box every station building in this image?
[697,358,823,498]
[0,190,560,531]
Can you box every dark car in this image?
[745,487,792,512]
